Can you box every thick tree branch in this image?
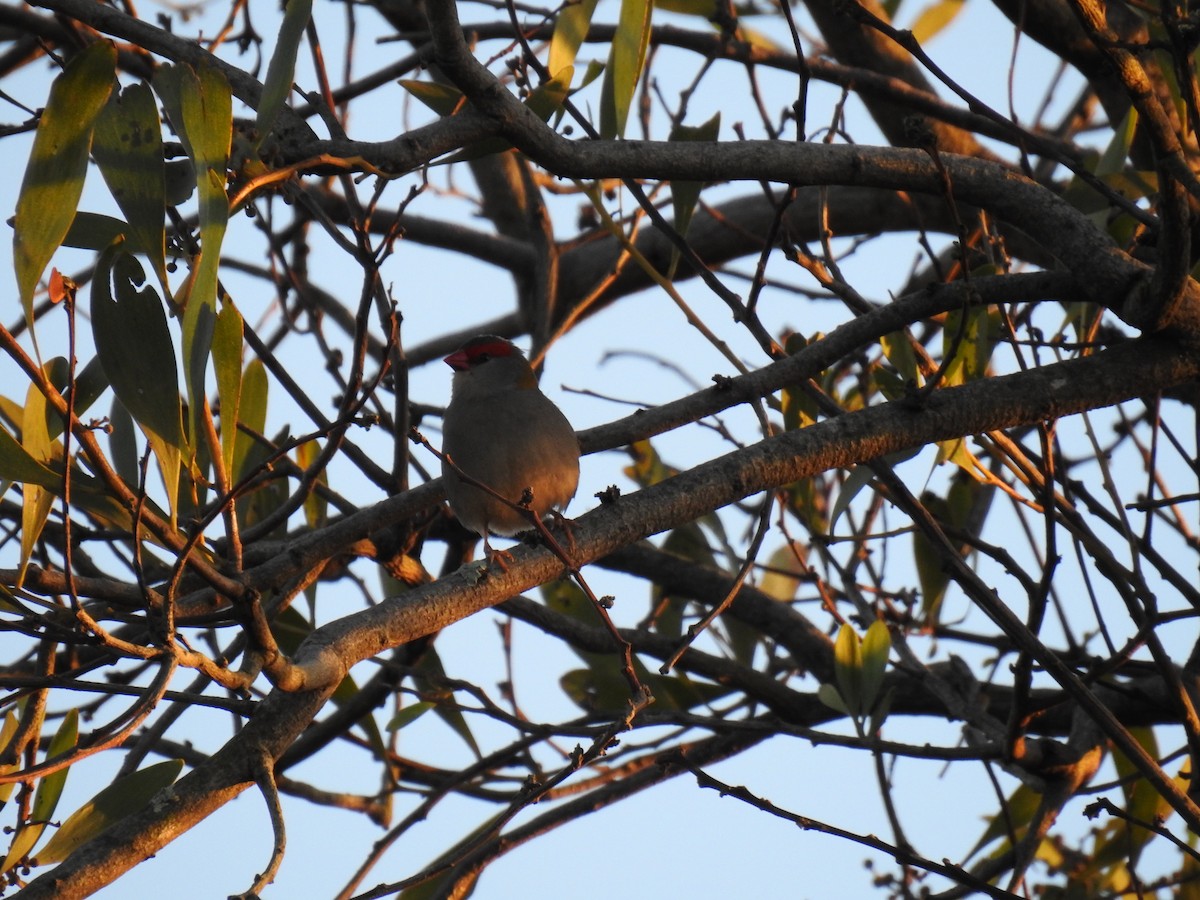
[23,331,1200,898]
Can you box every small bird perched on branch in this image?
[440,335,580,560]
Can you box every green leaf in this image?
[93,82,168,291]
[332,674,388,761]
[50,356,109,443]
[13,41,116,329]
[667,112,720,278]
[915,477,989,624]
[1096,109,1138,178]
[965,781,1042,861]
[817,682,850,715]
[270,608,388,758]
[651,522,718,639]
[239,425,289,533]
[386,701,435,733]
[868,686,894,736]
[414,648,481,758]
[544,578,615,665]
[909,0,965,43]
[1,709,78,873]
[255,0,312,148]
[549,0,599,77]
[914,493,952,625]
[829,464,873,533]
[525,66,575,121]
[880,331,921,385]
[108,397,140,490]
[0,423,59,490]
[91,246,185,521]
[60,212,138,253]
[600,0,653,137]
[561,667,635,712]
[164,159,197,206]
[37,759,184,864]
[832,623,863,717]
[398,80,464,117]
[647,669,729,712]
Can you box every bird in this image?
[440,335,580,562]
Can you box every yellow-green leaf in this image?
[782,333,819,431]
[909,0,964,43]
[37,759,184,864]
[1,709,77,873]
[833,623,863,716]
[942,305,997,387]
[759,544,806,602]
[212,302,244,479]
[154,62,232,456]
[549,0,599,77]
[600,0,653,137]
[19,370,59,584]
[295,439,328,530]
[965,781,1042,860]
[624,438,676,487]
[880,330,921,385]
[525,66,574,121]
[859,619,891,712]
[232,358,268,483]
[13,41,117,328]
[654,0,717,13]
[0,710,20,808]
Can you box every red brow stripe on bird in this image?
[464,339,516,360]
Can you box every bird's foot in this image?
[483,538,515,573]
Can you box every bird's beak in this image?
[444,350,470,371]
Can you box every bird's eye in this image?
[474,353,490,364]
